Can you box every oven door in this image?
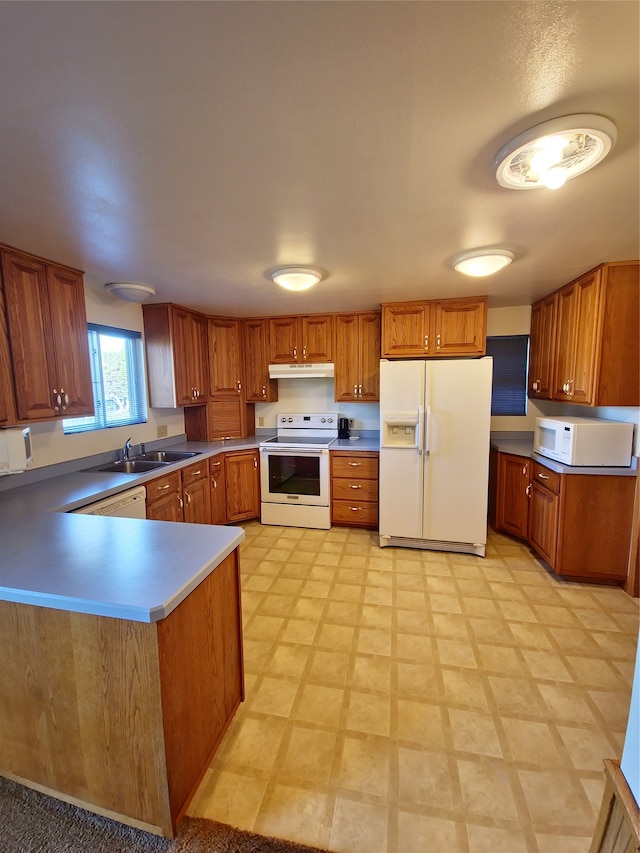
[260,447,330,506]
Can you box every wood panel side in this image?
[142,304,177,408]
[0,602,172,834]
[157,551,244,826]
[597,261,640,406]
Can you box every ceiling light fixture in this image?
[494,114,617,190]
[104,281,157,303]
[452,249,514,277]
[269,266,323,292]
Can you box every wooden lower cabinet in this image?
[182,461,211,524]
[225,450,260,522]
[491,450,635,583]
[146,471,183,521]
[0,550,244,838]
[331,451,379,528]
[209,456,227,524]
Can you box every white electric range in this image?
[259,413,338,529]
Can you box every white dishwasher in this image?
[72,486,147,518]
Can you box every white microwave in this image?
[0,426,33,475]
[533,416,634,467]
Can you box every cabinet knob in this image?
[237,380,242,392]
[353,384,358,396]
[302,346,307,359]
[424,335,429,351]
[293,347,297,359]
[522,465,527,476]
[262,385,266,397]
[436,334,441,350]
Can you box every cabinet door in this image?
[268,317,298,363]
[358,312,381,401]
[46,264,93,418]
[553,270,602,404]
[334,314,359,401]
[173,307,208,406]
[2,251,58,420]
[528,294,556,399]
[381,303,430,357]
[225,450,260,521]
[209,457,227,524]
[495,454,530,540]
[301,315,333,362]
[209,317,243,398]
[243,318,277,402]
[433,298,487,356]
[183,472,212,525]
[528,482,559,567]
[0,271,16,425]
[147,492,184,522]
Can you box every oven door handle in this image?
[260,448,328,456]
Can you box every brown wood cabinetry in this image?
[209,456,227,524]
[331,451,379,528]
[184,399,255,442]
[529,261,639,406]
[208,317,244,398]
[528,292,557,399]
[0,267,16,425]
[1,248,93,422]
[225,449,260,522]
[0,549,244,838]
[142,303,209,408]
[146,470,184,521]
[381,296,487,358]
[243,318,278,402]
[491,449,636,584]
[182,460,211,524]
[334,312,381,402]
[268,314,333,364]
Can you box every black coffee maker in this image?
[338,417,350,439]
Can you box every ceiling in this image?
[0,1,638,317]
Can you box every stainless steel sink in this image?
[133,450,201,462]
[95,459,170,474]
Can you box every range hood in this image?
[268,363,335,379]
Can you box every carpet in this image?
[0,776,332,853]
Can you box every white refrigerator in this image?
[379,357,493,556]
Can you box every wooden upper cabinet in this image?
[243,318,278,402]
[334,312,381,402]
[0,266,16,425]
[528,292,557,399]
[268,314,333,364]
[142,304,209,407]
[381,296,487,358]
[208,317,244,398]
[532,261,638,408]
[1,249,93,421]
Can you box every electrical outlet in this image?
[156,425,168,438]
[349,419,354,428]
[258,417,265,426]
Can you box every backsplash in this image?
[254,378,379,431]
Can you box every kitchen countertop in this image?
[0,434,381,623]
[490,436,638,477]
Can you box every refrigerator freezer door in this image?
[379,360,425,540]
[422,358,493,547]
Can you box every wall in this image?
[255,379,379,431]
[22,279,185,470]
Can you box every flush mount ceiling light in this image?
[104,281,157,302]
[453,248,514,277]
[269,266,324,291]
[494,114,617,190]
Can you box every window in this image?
[64,324,147,434]
[486,335,529,416]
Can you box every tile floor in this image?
[188,522,639,853]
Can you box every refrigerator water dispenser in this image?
[381,412,419,447]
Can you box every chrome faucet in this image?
[122,437,132,461]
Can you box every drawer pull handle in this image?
[348,461,361,467]
[522,465,527,476]
[158,484,170,491]
[538,473,549,480]
[350,484,361,489]
[526,484,532,497]
[349,506,361,511]
[189,469,203,477]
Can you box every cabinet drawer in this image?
[181,460,208,483]
[331,454,378,479]
[146,470,182,501]
[332,478,378,502]
[332,499,378,527]
[531,462,561,494]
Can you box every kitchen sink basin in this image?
[133,450,201,463]
[94,459,170,474]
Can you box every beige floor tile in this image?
[431,612,470,639]
[460,596,500,618]
[556,725,619,771]
[398,748,454,808]
[488,675,544,715]
[518,768,592,829]
[538,683,597,725]
[436,637,478,668]
[316,622,356,651]
[441,669,489,710]
[536,833,594,853]
[357,627,392,656]
[396,632,434,663]
[521,649,574,682]
[351,654,392,693]
[329,798,389,853]
[469,616,513,644]
[280,617,319,645]
[263,644,310,679]
[509,621,555,650]
[345,690,391,737]
[501,717,565,767]
[588,688,635,730]
[256,783,329,849]
[223,716,287,773]
[397,811,459,853]
[244,613,285,642]
[279,726,337,784]
[197,769,267,828]
[333,736,391,797]
[248,676,299,717]
[449,708,503,758]
[295,683,345,728]
[566,655,627,690]
[466,823,530,853]
[397,698,446,747]
[477,643,525,676]
[397,661,440,701]
[325,600,360,625]
[308,649,351,685]
[457,759,520,820]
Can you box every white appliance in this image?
[268,363,335,379]
[534,416,634,467]
[72,486,147,518]
[379,358,493,556]
[260,413,338,529]
[0,426,33,475]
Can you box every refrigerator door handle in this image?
[416,406,425,455]
[424,405,432,455]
